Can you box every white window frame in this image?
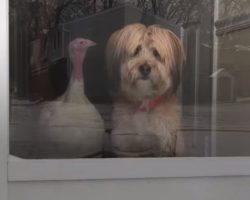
[0,0,9,200]
[2,2,250,198]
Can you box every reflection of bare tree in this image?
[10,0,214,37]
[10,0,214,99]
[137,0,213,25]
[9,0,214,72]
[9,0,214,69]
[220,0,250,18]
[10,0,74,39]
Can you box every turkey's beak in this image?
[88,40,96,47]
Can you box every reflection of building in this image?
[213,1,250,156]
[215,13,250,103]
[211,68,235,102]
[29,28,70,101]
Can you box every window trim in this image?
[0,0,9,199]
[3,0,250,184]
[8,156,250,182]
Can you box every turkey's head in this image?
[69,38,96,58]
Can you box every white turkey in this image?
[38,38,104,158]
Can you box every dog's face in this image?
[106,24,185,102]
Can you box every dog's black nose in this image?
[139,64,151,76]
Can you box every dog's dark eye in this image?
[132,45,141,57]
[152,48,161,60]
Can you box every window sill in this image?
[8,156,250,181]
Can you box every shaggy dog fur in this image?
[106,23,185,157]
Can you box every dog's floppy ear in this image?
[166,30,186,94]
[147,25,185,94]
[106,30,122,96]
[106,23,146,96]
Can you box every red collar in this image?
[137,96,164,112]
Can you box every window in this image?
[3,0,250,182]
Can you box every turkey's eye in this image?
[152,48,161,60]
[132,45,141,57]
[80,41,86,45]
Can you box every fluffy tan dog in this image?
[106,23,185,157]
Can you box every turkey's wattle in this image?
[38,38,104,158]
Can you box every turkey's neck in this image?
[71,52,85,81]
[64,52,88,103]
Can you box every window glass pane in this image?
[9,0,250,158]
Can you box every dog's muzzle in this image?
[139,63,151,79]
